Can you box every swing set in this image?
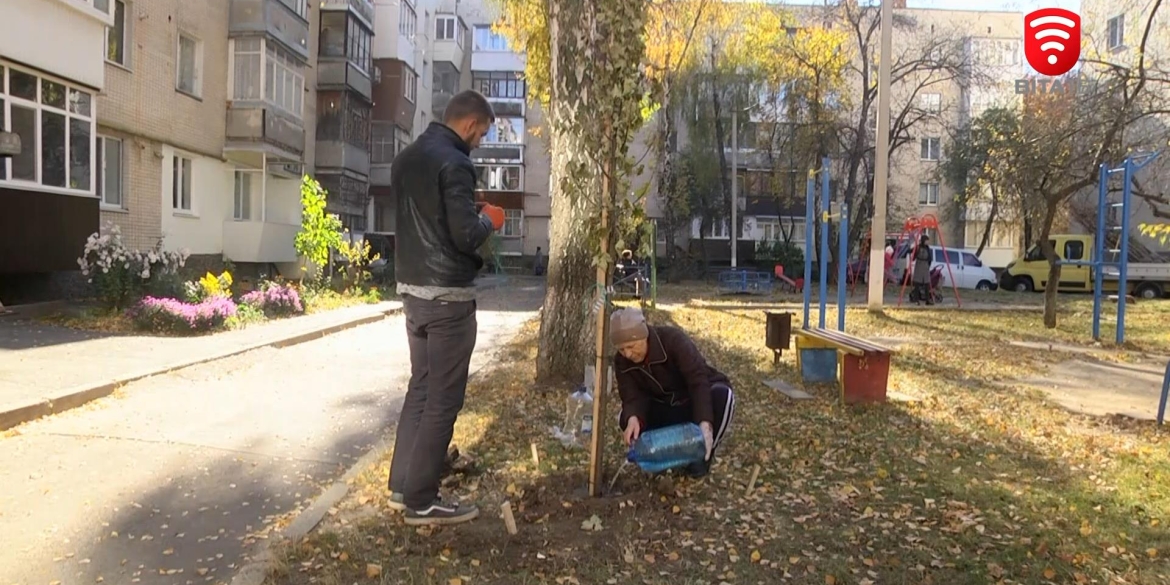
[844,215,963,307]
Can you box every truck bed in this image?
[1100,263,1170,281]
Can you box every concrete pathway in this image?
[1015,356,1169,421]
[0,283,543,585]
[0,302,404,430]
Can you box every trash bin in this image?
[764,311,792,364]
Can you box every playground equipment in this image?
[792,158,895,404]
[1061,152,1162,344]
[894,214,962,308]
[802,158,850,331]
[1158,359,1170,426]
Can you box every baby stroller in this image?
[908,265,943,305]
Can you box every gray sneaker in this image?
[388,491,405,512]
[404,499,479,526]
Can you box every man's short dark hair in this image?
[444,90,495,124]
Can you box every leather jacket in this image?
[393,123,494,288]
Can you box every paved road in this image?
[0,285,543,585]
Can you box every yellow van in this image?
[999,234,1170,299]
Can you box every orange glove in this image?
[482,204,505,231]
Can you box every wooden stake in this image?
[530,443,540,467]
[744,464,761,498]
[500,501,518,535]
[588,130,615,498]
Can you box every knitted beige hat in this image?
[610,307,649,346]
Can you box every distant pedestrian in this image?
[912,234,933,305]
[387,90,505,526]
[533,246,546,276]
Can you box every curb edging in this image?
[0,306,402,432]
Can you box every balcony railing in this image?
[319,0,374,27]
[229,0,311,59]
[226,105,306,157]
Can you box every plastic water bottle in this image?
[564,385,593,445]
[627,423,706,473]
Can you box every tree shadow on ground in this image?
[267,300,1170,585]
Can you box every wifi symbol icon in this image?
[1024,8,1082,77]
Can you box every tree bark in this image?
[1039,200,1060,328]
[708,54,732,262]
[974,184,999,257]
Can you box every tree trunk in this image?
[1039,201,1060,328]
[974,185,999,257]
[708,58,732,263]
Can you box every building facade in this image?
[0,0,112,299]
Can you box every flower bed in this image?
[241,283,304,318]
[127,296,239,335]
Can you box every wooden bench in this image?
[793,327,895,404]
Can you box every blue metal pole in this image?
[1158,360,1170,426]
[819,157,830,329]
[837,203,848,331]
[804,174,814,329]
[1117,158,1133,344]
[1093,163,1107,341]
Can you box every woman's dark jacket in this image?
[613,325,730,427]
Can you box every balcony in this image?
[223,220,300,263]
[316,141,371,177]
[228,0,310,59]
[317,60,373,102]
[226,106,306,159]
[320,0,374,28]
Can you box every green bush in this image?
[755,240,805,278]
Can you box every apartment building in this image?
[663,5,1024,268]
[316,0,376,236]
[0,0,111,298]
[1079,0,1170,254]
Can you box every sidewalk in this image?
[0,301,402,430]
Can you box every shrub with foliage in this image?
[241,282,304,317]
[126,296,238,334]
[755,240,805,278]
[184,271,234,302]
[294,176,343,287]
[336,232,381,292]
[77,222,189,309]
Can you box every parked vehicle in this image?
[893,246,998,291]
[999,234,1170,299]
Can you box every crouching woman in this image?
[610,308,736,477]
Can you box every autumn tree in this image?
[496,0,650,381]
[941,107,1035,256]
[1017,0,1170,327]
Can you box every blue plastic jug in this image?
[627,422,706,473]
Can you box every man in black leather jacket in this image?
[387,90,505,526]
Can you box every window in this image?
[920,137,941,161]
[316,91,371,150]
[404,68,418,103]
[934,249,961,264]
[484,117,524,144]
[1064,239,1085,261]
[96,137,123,207]
[654,219,667,244]
[473,25,509,51]
[918,182,939,206]
[436,16,457,41]
[320,13,372,74]
[502,209,523,237]
[176,33,202,97]
[400,1,416,39]
[266,43,305,116]
[1107,15,1124,50]
[0,65,95,193]
[277,0,309,20]
[231,39,305,118]
[106,0,129,66]
[962,253,982,268]
[371,122,398,164]
[93,0,111,13]
[172,155,192,211]
[349,15,372,74]
[476,164,522,191]
[232,39,263,100]
[704,220,729,239]
[472,71,526,98]
[757,218,781,241]
[920,93,941,113]
[234,171,256,220]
